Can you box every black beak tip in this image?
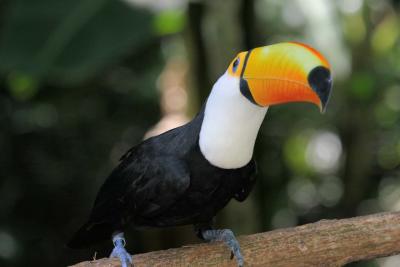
[308,66,332,113]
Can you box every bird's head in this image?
[226,42,332,112]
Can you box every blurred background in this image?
[0,0,399,266]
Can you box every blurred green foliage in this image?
[0,0,399,266]
[154,10,186,35]
[0,0,153,86]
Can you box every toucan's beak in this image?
[235,42,332,112]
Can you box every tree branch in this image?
[70,211,400,266]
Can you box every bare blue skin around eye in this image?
[232,58,239,72]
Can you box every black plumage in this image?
[68,107,257,248]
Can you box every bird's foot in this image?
[110,232,133,267]
[201,229,244,267]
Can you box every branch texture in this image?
[70,211,400,267]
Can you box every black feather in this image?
[68,221,115,249]
[68,107,257,248]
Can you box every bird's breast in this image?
[135,146,253,227]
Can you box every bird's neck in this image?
[199,74,268,169]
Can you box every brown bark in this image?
[70,211,400,267]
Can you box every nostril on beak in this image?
[308,66,332,112]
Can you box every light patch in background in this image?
[122,0,186,12]
[374,102,399,128]
[288,178,319,210]
[144,56,189,139]
[366,0,389,13]
[296,0,351,79]
[255,0,281,23]
[343,11,367,45]
[378,177,400,212]
[371,14,399,54]
[288,175,343,211]
[318,176,343,207]
[0,231,17,260]
[272,208,298,229]
[282,1,305,27]
[305,131,343,174]
[338,0,363,14]
[378,255,400,267]
[384,85,400,111]
[284,131,310,174]
[377,145,400,170]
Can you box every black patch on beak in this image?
[240,78,258,105]
[239,49,260,106]
[308,66,332,111]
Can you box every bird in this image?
[68,42,332,267]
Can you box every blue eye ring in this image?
[232,58,240,73]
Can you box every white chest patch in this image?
[199,74,268,169]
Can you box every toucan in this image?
[68,42,332,267]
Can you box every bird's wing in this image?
[88,150,191,224]
[128,155,191,217]
[68,145,191,248]
[233,159,257,202]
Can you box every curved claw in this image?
[201,229,244,267]
[110,234,133,267]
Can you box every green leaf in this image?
[6,72,39,101]
[284,132,311,174]
[153,10,186,36]
[349,72,376,102]
[0,0,154,85]
[371,14,399,55]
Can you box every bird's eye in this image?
[232,58,240,73]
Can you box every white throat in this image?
[199,73,268,169]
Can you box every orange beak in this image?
[228,42,332,112]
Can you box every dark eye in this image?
[232,58,240,72]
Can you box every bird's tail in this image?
[67,221,115,249]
